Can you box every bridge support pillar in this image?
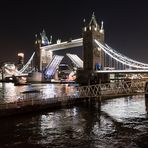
[145,82,148,98]
[27,72,43,82]
[77,69,109,85]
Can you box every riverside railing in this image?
[77,79,146,98]
[0,79,146,110]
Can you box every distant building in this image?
[17,53,24,70]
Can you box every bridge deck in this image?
[95,69,148,73]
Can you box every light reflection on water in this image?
[0,83,77,103]
[0,83,21,102]
[0,83,148,147]
[102,95,147,122]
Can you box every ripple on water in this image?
[0,84,148,148]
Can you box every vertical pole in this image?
[104,52,106,68]
[116,61,118,70]
[2,67,4,81]
[109,57,112,68]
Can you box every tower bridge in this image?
[34,13,148,83]
[3,14,148,83]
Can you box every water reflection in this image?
[102,95,147,122]
[0,83,77,103]
[0,83,148,147]
[145,96,148,114]
[0,83,20,102]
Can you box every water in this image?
[0,83,148,148]
[0,83,77,103]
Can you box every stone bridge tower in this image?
[83,13,104,71]
[77,13,107,85]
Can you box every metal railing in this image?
[77,80,146,98]
[0,80,146,110]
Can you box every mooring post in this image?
[145,82,148,98]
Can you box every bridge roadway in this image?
[4,69,148,79]
[3,69,148,82]
[95,69,148,74]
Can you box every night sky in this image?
[0,0,148,64]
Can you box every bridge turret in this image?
[100,21,104,34]
[40,29,50,46]
[88,12,100,31]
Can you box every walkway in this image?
[0,79,147,117]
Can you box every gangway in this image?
[44,55,64,79]
[66,53,83,68]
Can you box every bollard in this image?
[145,82,148,98]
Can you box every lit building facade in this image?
[17,52,24,70]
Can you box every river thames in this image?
[0,82,148,148]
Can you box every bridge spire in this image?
[40,29,50,46]
[100,21,104,34]
[83,18,87,31]
[89,12,99,30]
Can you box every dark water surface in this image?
[0,83,148,148]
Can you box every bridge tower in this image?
[28,34,44,82]
[77,13,108,85]
[83,13,104,70]
[34,34,42,72]
[34,29,52,72]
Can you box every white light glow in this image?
[18,53,24,57]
